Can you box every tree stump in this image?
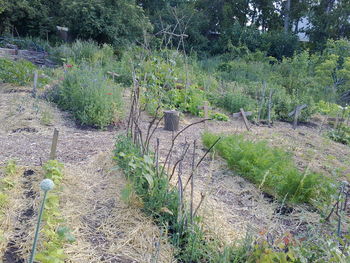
[164,110,180,131]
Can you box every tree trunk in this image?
[164,110,180,131]
[284,0,291,33]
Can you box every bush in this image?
[214,91,257,114]
[51,65,123,128]
[202,133,335,206]
[51,40,114,66]
[316,100,350,117]
[261,31,300,61]
[328,125,350,145]
[0,58,36,85]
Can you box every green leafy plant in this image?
[34,161,75,263]
[328,125,350,145]
[0,58,36,85]
[209,111,229,121]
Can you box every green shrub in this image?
[202,133,335,206]
[0,58,36,85]
[214,91,257,114]
[51,40,114,66]
[50,65,123,128]
[316,100,350,117]
[209,112,229,121]
[164,86,207,115]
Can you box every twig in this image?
[169,143,190,181]
[190,140,196,224]
[193,192,205,218]
[161,119,210,177]
[184,137,221,190]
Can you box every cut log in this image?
[164,110,180,131]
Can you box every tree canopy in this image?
[0,0,349,55]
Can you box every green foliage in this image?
[202,132,336,207]
[51,40,114,66]
[328,125,350,146]
[214,91,257,114]
[36,160,74,263]
[0,192,8,209]
[0,58,36,85]
[165,86,207,115]
[50,64,123,128]
[261,31,300,61]
[0,0,151,47]
[114,135,250,262]
[43,160,64,184]
[209,111,229,121]
[4,160,17,176]
[60,0,152,47]
[316,101,350,117]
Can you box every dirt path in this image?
[0,85,174,262]
[61,153,174,263]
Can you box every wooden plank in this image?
[49,129,59,160]
[288,104,308,117]
[32,71,38,98]
[240,108,250,131]
[232,111,252,118]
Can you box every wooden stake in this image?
[204,101,209,130]
[240,108,250,131]
[293,108,299,130]
[288,104,308,130]
[32,71,38,98]
[190,140,196,224]
[267,89,274,127]
[49,128,59,160]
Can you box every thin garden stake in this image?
[29,179,55,263]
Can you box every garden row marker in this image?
[232,109,251,131]
[49,128,59,160]
[32,71,38,98]
[288,104,308,130]
[240,108,251,131]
